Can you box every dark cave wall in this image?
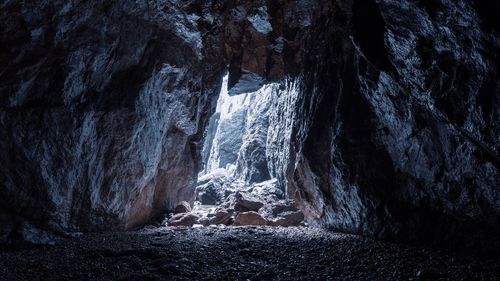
[0,0,498,252]
[287,0,500,252]
[0,0,223,241]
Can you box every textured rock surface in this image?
[167,213,199,227]
[261,200,305,227]
[233,211,268,226]
[0,0,217,242]
[280,0,500,252]
[227,191,265,212]
[268,211,305,227]
[173,201,192,214]
[208,208,233,226]
[205,107,248,171]
[194,172,228,205]
[246,179,284,201]
[202,76,275,184]
[234,85,274,183]
[1,0,498,253]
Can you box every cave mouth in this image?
[166,74,305,227]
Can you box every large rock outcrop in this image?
[0,0,222,242]
[0,0,324,242]
[282,0,500,252]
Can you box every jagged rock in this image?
[0,0,219,239]
[260,200,300,216]
[233,211,268,226]
[228,191,265,212]
[268,211,305,227]
[209,208,234,226]
[195,173,229,205]
[286,0,500,252]
[228,71,265,96]
[205,108,248,171]
[168,213,199,227]
[200,112,221,172]
[247,179,284,202]
[197,217,211,227]
[0,0,498,254]
[234,86,273,184]
[260,200,304,227]
[173,201,192,214]
[197,168,230,186]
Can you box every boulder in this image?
[195,180,226,205]
[197,217,211,227]
[260,200,299,217]
[209,208,234,225]
[260,200,304,227]
[247,179,284,201]
[268,211,304,227]
[168,213,199,227]
[233,211,267,226]
[173,201,192,214]
[229,191,265,212]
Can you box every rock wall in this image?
[202,77,277,185]
[285,0,500,253]
[203,75,251,174]
[0,0,223,242]
[0,0,324,242]
[1,0,498,253]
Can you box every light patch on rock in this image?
[248,7,273,34]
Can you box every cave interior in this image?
[0,0,499,280]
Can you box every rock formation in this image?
[286,0,500,252]
[0,0,235,243]
[1,0,498,253]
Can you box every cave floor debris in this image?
[0,226,498,281]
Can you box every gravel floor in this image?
[0,226,498,281]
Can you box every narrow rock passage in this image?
[1,227,498,281]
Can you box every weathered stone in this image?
[0,0,220,239]
[268,211,304,227]
[197,217,211,227]
[0,0,498,255]
[205,108,248,171]
[234,86,273,184]
[209,208,234,226]
[247,179,284,202]
[260,200,299,217]
[195,181,225,205]
[233,211,267,226]
[173,201,192,214]
[168,213,199,227]
[260,200,304,227]
[229,191,265,212]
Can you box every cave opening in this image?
[166,74,305,227]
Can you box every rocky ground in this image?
[0,226,498,281]
[167,169,305,228]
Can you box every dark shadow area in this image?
[1,227,499,281]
